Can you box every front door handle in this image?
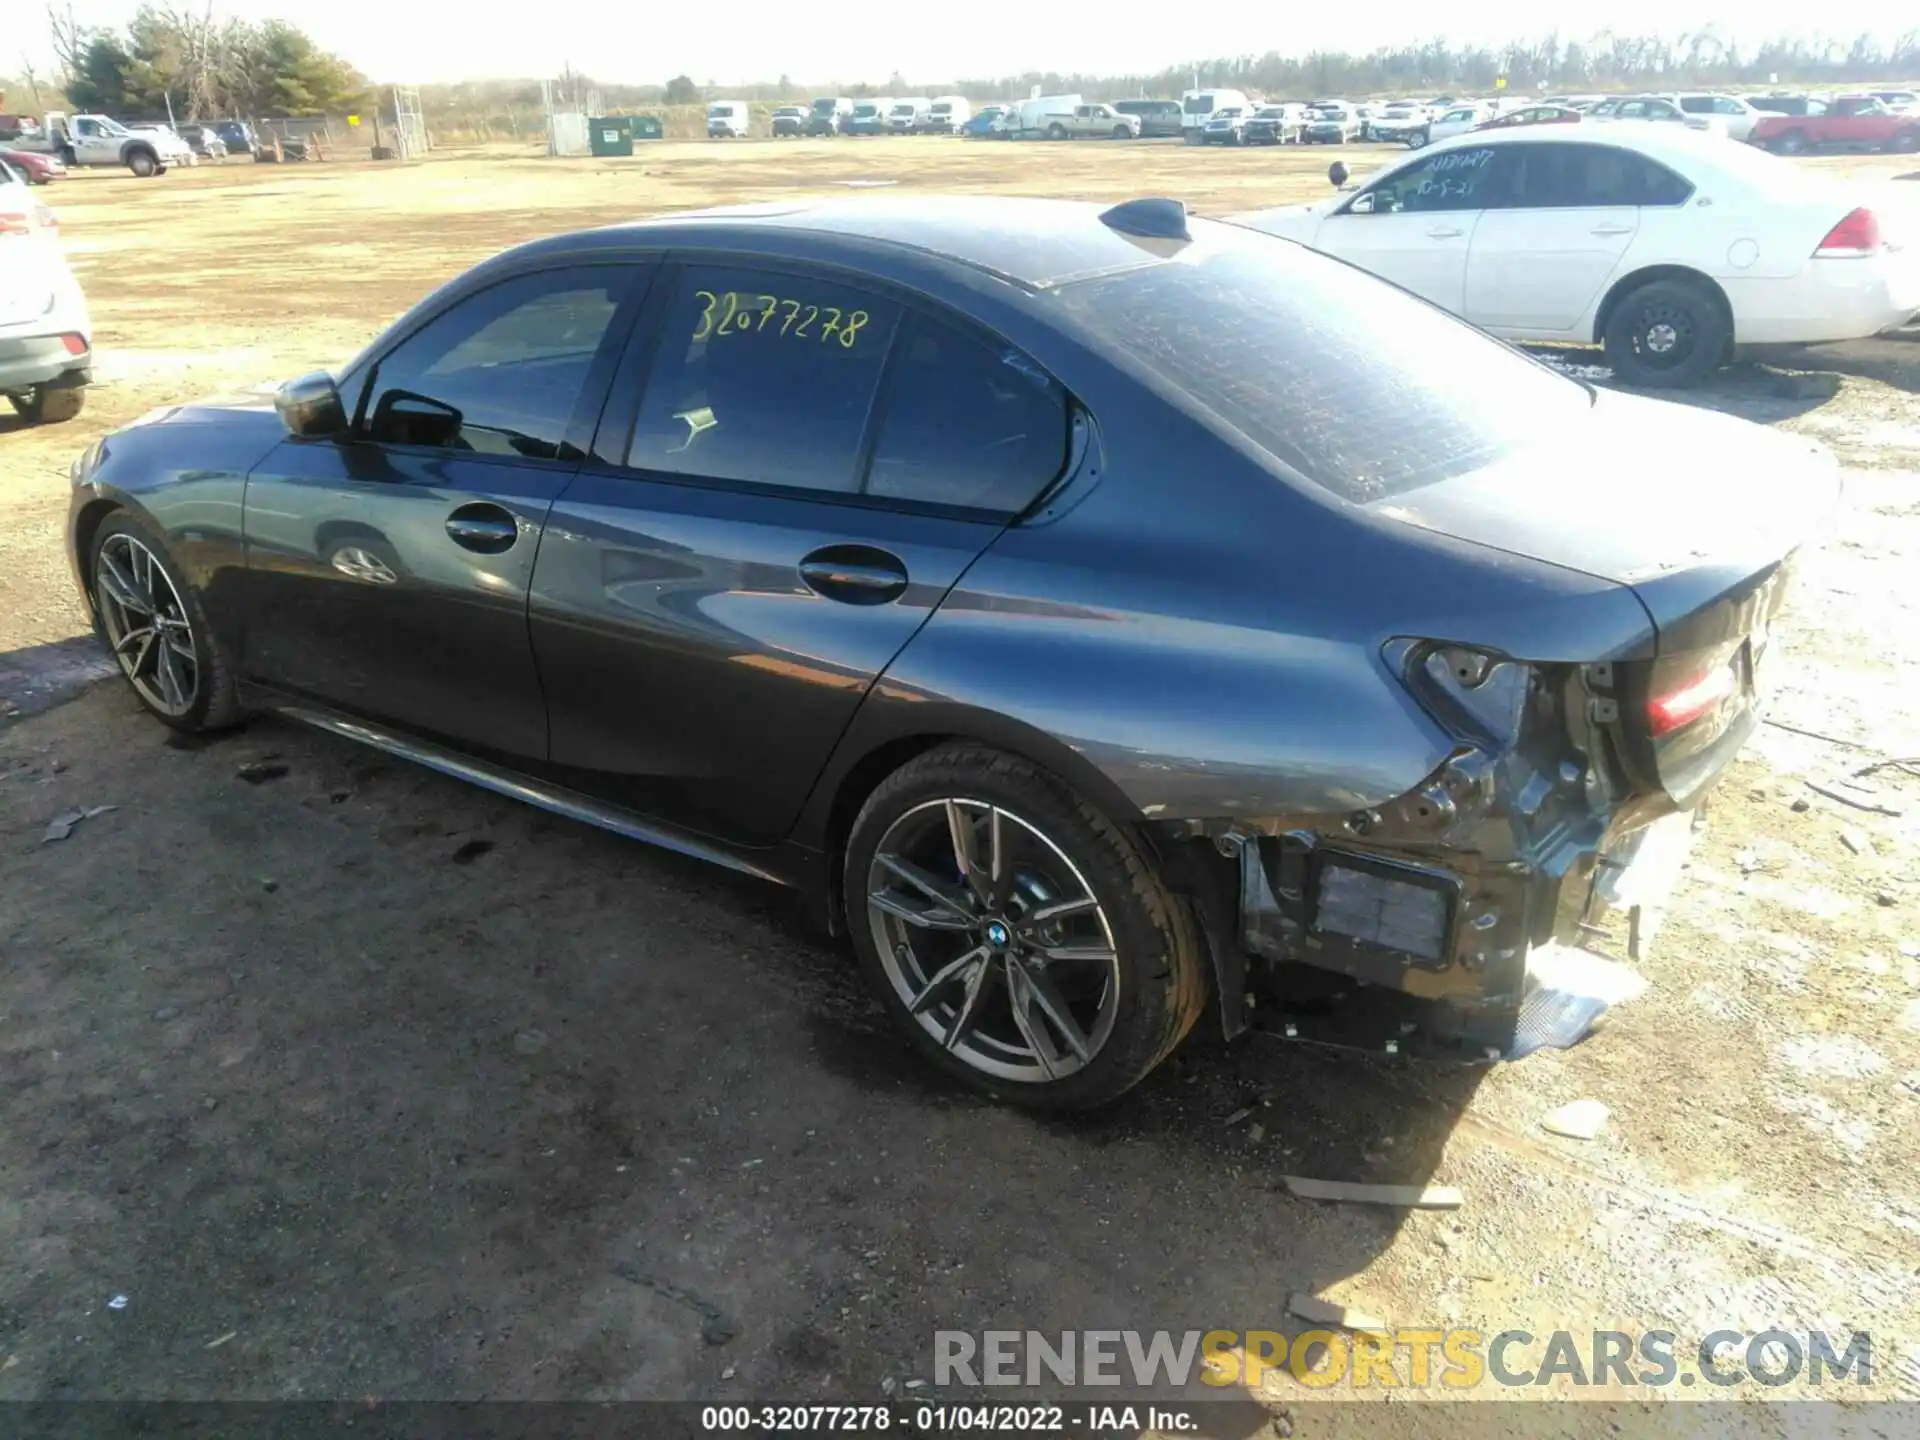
[1426,225,1465,238]
[445,502,520,554]
[798,545,909,606]
[1590,224,1635,236]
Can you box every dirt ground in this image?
[3,138,1920,1424]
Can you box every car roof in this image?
[536,195,1219,291]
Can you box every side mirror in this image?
[275,371,346,439]
[1328,160,1352,190]
[1346,191,1374,214]
[370,389,464,449]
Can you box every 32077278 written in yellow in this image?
[691,289,875,348]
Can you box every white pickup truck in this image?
[0,112,193,176]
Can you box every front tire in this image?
[127,147,158,177]
[88,512,242,733]
[1771,129,1807,155]
[1602,278,1729,390]
[1407,129,1429,148]
[845,744,1207,1111]
[8,383,86,424]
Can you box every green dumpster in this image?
[589,115,634,157]
[630,114,664,141]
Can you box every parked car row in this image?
[720,95,981,138]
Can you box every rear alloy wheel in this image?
[1407,129,1429,148]
[846,745,1206,1110]
[8,383,85,424]
[89,514,241,732]
[1603,279,1729,390]
[1895,129,1920,153]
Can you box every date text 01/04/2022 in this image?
[698,1402,1205,1434]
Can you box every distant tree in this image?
[66,33,135,112]
[664,73,698,103]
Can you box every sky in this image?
[17,0,1917,87]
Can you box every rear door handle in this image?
[798,545,909,606]
[1590,224,1635,235]
[1426,225,1465,239]
[445,502,520,554]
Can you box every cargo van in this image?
[1180,87,1251,142]
[845,97,895,135]
[807,97,853,136]
[706,100,751,139]
[925,95,972,133]
[887,97,932,132]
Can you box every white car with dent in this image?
[1229,126,1920,387]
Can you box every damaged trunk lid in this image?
[1373,387,1841,805]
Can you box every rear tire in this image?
[1771,129,1807,155]
[1407,129,1429,148]
[1047,123,1068,141]
[1602,278,1729,390]
[1894,128,1920,153]
[845,744,1207,1111]
[87,511,243,734]
[8,383,86,424]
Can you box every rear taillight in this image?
[1814,208,1882,258]
[0,209,30,237]
[60,334,88,356]
[1647,662,1736,737]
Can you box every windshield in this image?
[706,105,730,118]
[931,102,952,114]
[890,104,915,116]
[853,104,879,117]
[1211,108,1242,120]
[811,100,837,114]
[1055,231,1589,503]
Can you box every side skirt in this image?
[261,694,798,889]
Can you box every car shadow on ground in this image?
[0,691,1485,1419]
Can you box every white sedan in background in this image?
[1230,126,1918,387]
[0,156,91,422]
[1416,103,1493,147]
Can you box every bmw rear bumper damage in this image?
[1171,643,1736,1064]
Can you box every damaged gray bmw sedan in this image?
[67,196,1838,1108]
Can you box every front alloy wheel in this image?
[846,744,1207,1110]
[89,514,241,732]
[96,532,200,717]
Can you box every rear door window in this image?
[1502,144,1692,208]
[864,313,1068,514]
[627,265,899,494]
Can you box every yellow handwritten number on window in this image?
[692,292,872,348]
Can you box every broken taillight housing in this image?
[1646,658,1737,737]
[1814,208,1882,258]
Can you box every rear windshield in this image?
[1054,233,1589,502]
